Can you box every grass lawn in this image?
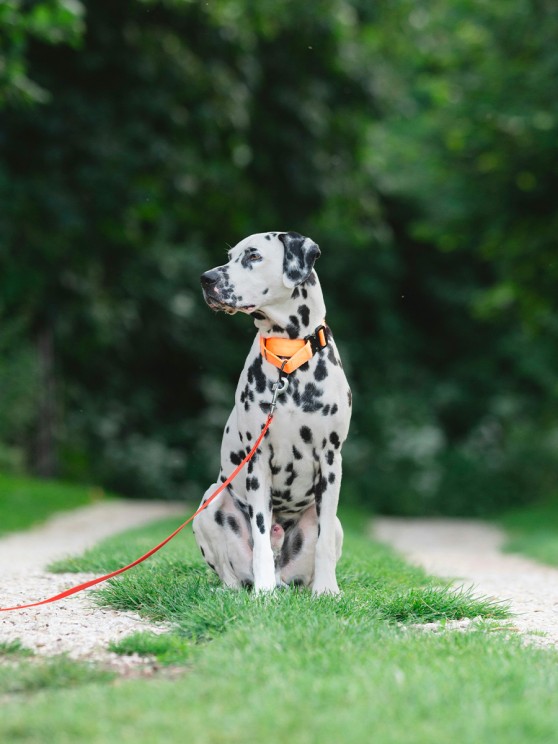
[0,474,111,536]
[0,642,113,697]
[2,507,558,742]
[500,498,558,567]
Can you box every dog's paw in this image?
[311,581,340,597]
[253,581,277,595]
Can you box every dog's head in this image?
[200,231,321,315]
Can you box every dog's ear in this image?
[279,232,321,289]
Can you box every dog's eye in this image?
[248,253,262,262]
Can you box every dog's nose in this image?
[200,270,220,289]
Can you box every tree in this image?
[0,0,84,106]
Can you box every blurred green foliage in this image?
[0,0,557,514]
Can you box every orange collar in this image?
[260,324,328,374]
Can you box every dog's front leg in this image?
[312,454,343,596]
[247,469,276,593]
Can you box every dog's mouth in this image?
[203,291,256,316]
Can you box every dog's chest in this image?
[265,426,329,517]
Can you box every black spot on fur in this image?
[280,535,291,567]
[330,432,341,449]
[292,445,302,460]
[248,505,254,519]
[315,475,328,504]
[301,383,324,413]
[326,450,335,466]
[327,346,339,366]
[291,287,301,299]
[286,315,300,339]
[328,472,336,484]
[247,355,267,394]
[298,304,310,327]
[291,530,304,557]
[314,358,328,381]
[240,384,255,411]
[214,510,224,527]
[285,463,297,486]
[246,476,260,491]
[227,515,241,535]
[300,426,312,443]
[287,269,302,285]
[256,512,265,534]
[200,546,205,557]
[230,450,244,466]
[331,403,338,415]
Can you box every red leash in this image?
[0,414,274,612]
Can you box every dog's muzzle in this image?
[200,270,238,314]
[200,270,220,290]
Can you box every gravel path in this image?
[373,517,558,649]
[0,500,186,670]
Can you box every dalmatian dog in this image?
[192,231,351,595]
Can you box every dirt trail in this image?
[0,500,186,668]
[373,517,558,648]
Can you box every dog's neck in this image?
[251,272,327,339]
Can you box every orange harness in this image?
[260,324,328,374]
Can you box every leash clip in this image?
[270,366,289,415]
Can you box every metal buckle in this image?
[305,325,328,355]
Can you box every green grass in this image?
[0,640,33,659]
[50,512,507,665]
[4,508,558,743]
[0,474,111,536]
[0,640,113,697]
[0,654,114,697]
[2,613,558,742]
[501,499,558,567]
[109,631,196,665]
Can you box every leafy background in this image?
[1,0,557,515]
